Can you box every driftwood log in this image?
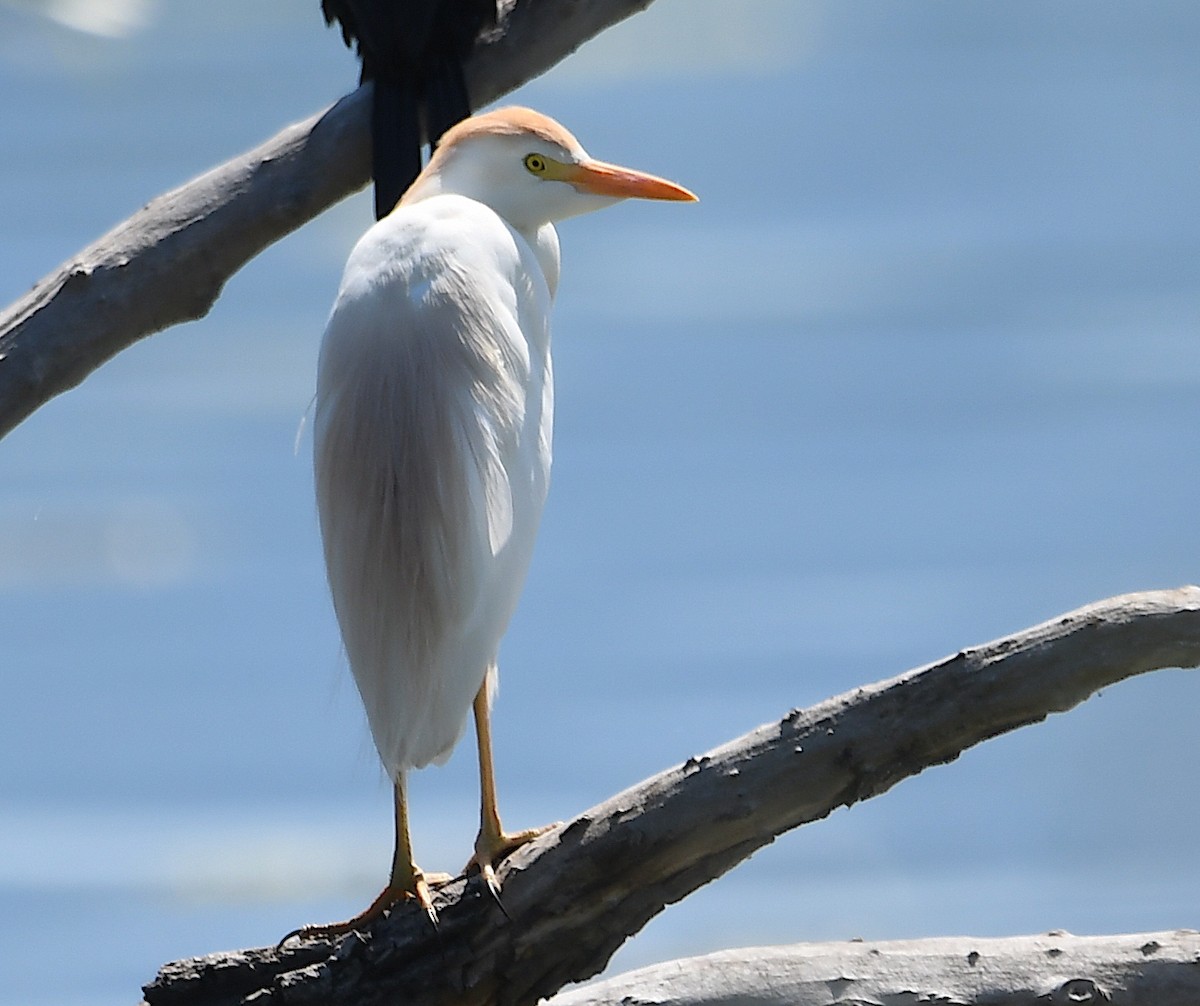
[0,0,658,440]
[140,587,1200,1006]
[546,930,1200,1006]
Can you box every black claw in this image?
[481,872,512,921]
[276,928,303,951]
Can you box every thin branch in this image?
[140,587,1200,1006]
[546,930,1200,1006]
[0,0,656,440]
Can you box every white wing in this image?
[313,194,555,774]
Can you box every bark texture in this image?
[140,587,1200,1006]
[0,0,656,439]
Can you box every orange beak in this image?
[564,159,698,202]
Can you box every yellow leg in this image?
[279,773,439,945]
[466,679,556,900]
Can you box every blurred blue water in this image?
[2,1,1199,1002]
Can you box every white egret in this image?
[291,106,696,942]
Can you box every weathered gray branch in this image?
[546,930,1200,1006]
[0,0,656,440]
[140,587,1200,1006]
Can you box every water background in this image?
[2,2,1199,1002]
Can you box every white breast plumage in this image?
[314,194,555,773]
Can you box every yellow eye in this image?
[524,153,548,175]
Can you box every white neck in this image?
[527,222,561,301]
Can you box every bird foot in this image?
[277,869,446,947]
[466,822,559,905]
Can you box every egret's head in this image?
[400,106,697,230]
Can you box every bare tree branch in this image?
[140,587,1200,1006]
[546,930,1200,1006]
[0,0,656,440]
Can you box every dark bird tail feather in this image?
[423,55,472,152]
[321,1,496,218]
[371,79,422,219]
